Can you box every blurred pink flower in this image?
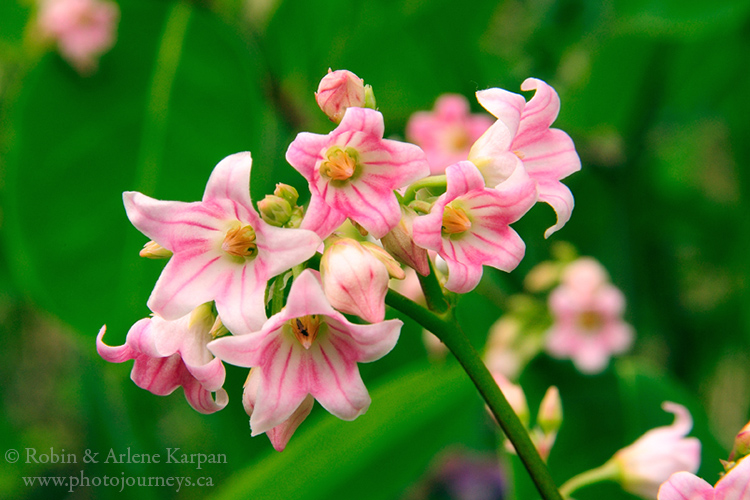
[242,368,314,452]
[208,270,402,437]
[406,94,494,175]
[658,455,750,500]
[96,306,228,414]
[286,107,430,239]
[37,0,119,74]
[613,402,701,499]
[472,78,581,237]
[412,161,536,293]
[123,152,321,335]
[545,257,633,374]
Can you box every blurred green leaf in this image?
[213,361,478,500]
[2,0,281,337]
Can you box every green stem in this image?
[558,460,619,498]
[385,289,563,500]
[402,175,447,204]
[417,261,449,314]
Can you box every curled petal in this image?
[475,87,526,139]
[516,78,561,143]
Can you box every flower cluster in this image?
[98,69,580,451]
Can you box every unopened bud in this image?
[732,420,750,460]
[189,302,216,331]
[490,372,529,428]
[381,206,430,276]
[273,183,299,206]
[361,242,405,279]
[537,386,563,434]
[258,195,293,227]
[315,69,367,123]
[209,315,229,338]
[139,240,172,259]
[364,84,376,109]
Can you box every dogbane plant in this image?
[98,69,581,500]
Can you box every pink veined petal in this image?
[266,394,315,452]
[130,353,184,396]
[716,455,750,500]
[445,161,487,200]
[327,317,402,363]
[183,356,226,393]
[475,87,526,139]
[213,263,268,335]
[181,376,228,414]
[411,203,445,252]
[657,471,714,500]
[122,192,224,253]
[308,339,371,420]
[285,132,329,181]
[442,241,484,294]
[335,106,385,139]
[280,269,339,318]
[516,78,561,143]
[376,138,430,187]
[147,249,229,321]
[516,128,581,179]
[300,191,348,239]
[463,225,526,273]
[206,325,273,367]
[201,152,255,212]
[96,325,136,363]
[257,225,322,279]
[538,179,575,238]
[326,181,402,239]
[250,337,309,435]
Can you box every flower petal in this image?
[327,317,402,363]
[475,87,525,139]
[657,471,714,500]
[516,78,561,143]
[285,132,329,181]
[309,339,371,420]
[257,225,321,279]
[266,395,315,452]
[716,455,750,499]
[539,179,576,238]
[181,377,229,414]
[300,191,347,239]
[201,152,255,213]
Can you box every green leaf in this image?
[2,0,281,337]
[213,362,478,500]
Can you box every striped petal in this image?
[658,472,714,500]
[309,338,371,420]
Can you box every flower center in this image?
[442,205,472,235]
[290,315,322,349]
[577,310,604,331]
[320,147,359,181]
[446,126,471,153]
[221,223,257,258]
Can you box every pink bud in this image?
[315,69,367,123]
[381,206,431,276]
[320,238,389,323]
[537,386,562,434]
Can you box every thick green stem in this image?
[402,175,447,204]
[385,289,563,500]
[417,261,449,314]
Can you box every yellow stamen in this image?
[222,223,257,258]
[442,205,472,235]
[290,315,322,349]
[320,148,358,181]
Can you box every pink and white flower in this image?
[412,161,536,293]
[658,455,750,500]
[406,94,494,175]
[37,0,119,75]
[208,270,402,436]
[613,402,701,499]
[545,257,633,374]
[286,107,430,239]
[123,152,321,335]
[242,368,315,452]
[96,305,228,414]
[471,78,581,237]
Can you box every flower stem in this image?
[558,460,619,498]
[417,261,449,314]
[385,289,563,500]
[402,175,447,204]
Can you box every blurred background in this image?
[1,0,749,498]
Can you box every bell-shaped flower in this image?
[208,270,402,436]
[412,161,536,293]
[96,304,228,414]
[545,257,633,374]
[320,238,391,323]
[286,107,430,239]
[406,94,494,175]
[471,78,581,237]
[658,455,750,500]
[37,0,119,75]
[242,368,315,452]
[612,402,701,499]
[123,152,321,334]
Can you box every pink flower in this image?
[406,94,494,175]
[411,161,536,293]
[286,107,430,239]
[315,69,367,123]
[123,152,321,334]
[242,368,314,452]
[658,455,750,500]
[37,0,119,74]
[208,270,402,436]
[613,402,701,499]
[96,305,228,414]
[320,238,390,323]
[472,78,581,237]
[545,257,633,374]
